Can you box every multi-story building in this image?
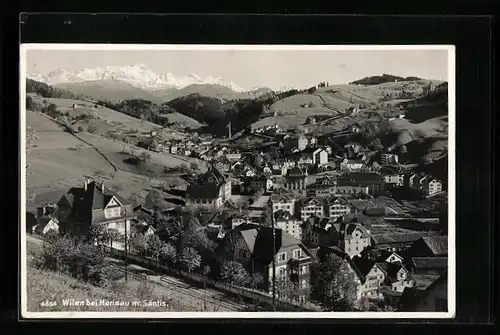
[330,222,371,258]
[313,148,329,165]
[384,173,405,188]
[298,135,309,151]
[284,166,309,191]
[335,183,370,196]
[270,192,296,216]
[423,178,443,196]
[381,153,399,165]
[298,197,327,222]
[325,196,351,221]
[337,172,385,196]
[56,180,135,237]
[274,210,302,240]
[215,224,313,304]
[301,216,333,247]
[185,165,231,209]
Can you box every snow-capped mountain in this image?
[28,64,248,92]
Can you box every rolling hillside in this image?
[25,108,203,210]
[152,84,274,102]
[249,79,446,131]
[53,79,161,103]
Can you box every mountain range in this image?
[28,63,248,92]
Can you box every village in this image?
[27,98,448,312]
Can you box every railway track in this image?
[156,275,247,311]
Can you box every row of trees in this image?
[34,233,122,288]
[26,78,88,100]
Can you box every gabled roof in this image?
[59,181,132,224]
[376,251,404,263]
[270,193,295,203]
[303,216,332,230]
[344,223,370,240]
[398,273,447,311]
[224,223,311,266]
[421,236,448,256]
[300,197,325,207]
[377,261,407,282]
[287,166,306,177]
[186,183,221,199]
[412,257,448,270]
[338,172,383,184]
[372,232,432,246]
[274,209,293,222]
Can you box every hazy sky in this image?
[26,49,449,90]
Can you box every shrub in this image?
[87,125,97,134]
[136,281,155,301]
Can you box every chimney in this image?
[84,180,88,191]
[101,182,105,193]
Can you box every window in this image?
[279,268,286,277]
[105,206,121,218]
[301,265,308,274]
[278,252,287,262]
[293,249,302,259]
[301,280,307,289]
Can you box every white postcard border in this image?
[19,44,456,319]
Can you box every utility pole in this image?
[124,208,128,281]
[203,265,208,311]
[271,209,276,311]
[227,121,232,140]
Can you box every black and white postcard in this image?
[20,44,455,319]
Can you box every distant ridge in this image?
[28,64,249,92]
[350,74,423,86]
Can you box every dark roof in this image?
[274,209,293,222]
[220,223,311,266]
[375,251,404,263]
[372,232,432,246]
[133,205,153,216]
[377,261,405,282]
[196,165,227,185]
[398,273,447,311]
[287,166,306,177]
[186,183,221,199]
[344,223,370,239]
[412,257,448,270]
[270,193,295,202]
[338,172,383,184]
[363,207,387,216]
[59,181,133,224]
[300,197,326,207]
[421,236,448,256]
[303,216,332,230]
[351,256,376,279]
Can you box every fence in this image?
[109,247,320,311]
[109,263,147,281]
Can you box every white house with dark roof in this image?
[274,210,302,240]
[270,192,297,216]
[56,180,135,237]
[325,196,351,221]
[298,197,327,222]
[185,165,231,209]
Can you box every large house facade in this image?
[56,180,135,237]
[185,165,232,208]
